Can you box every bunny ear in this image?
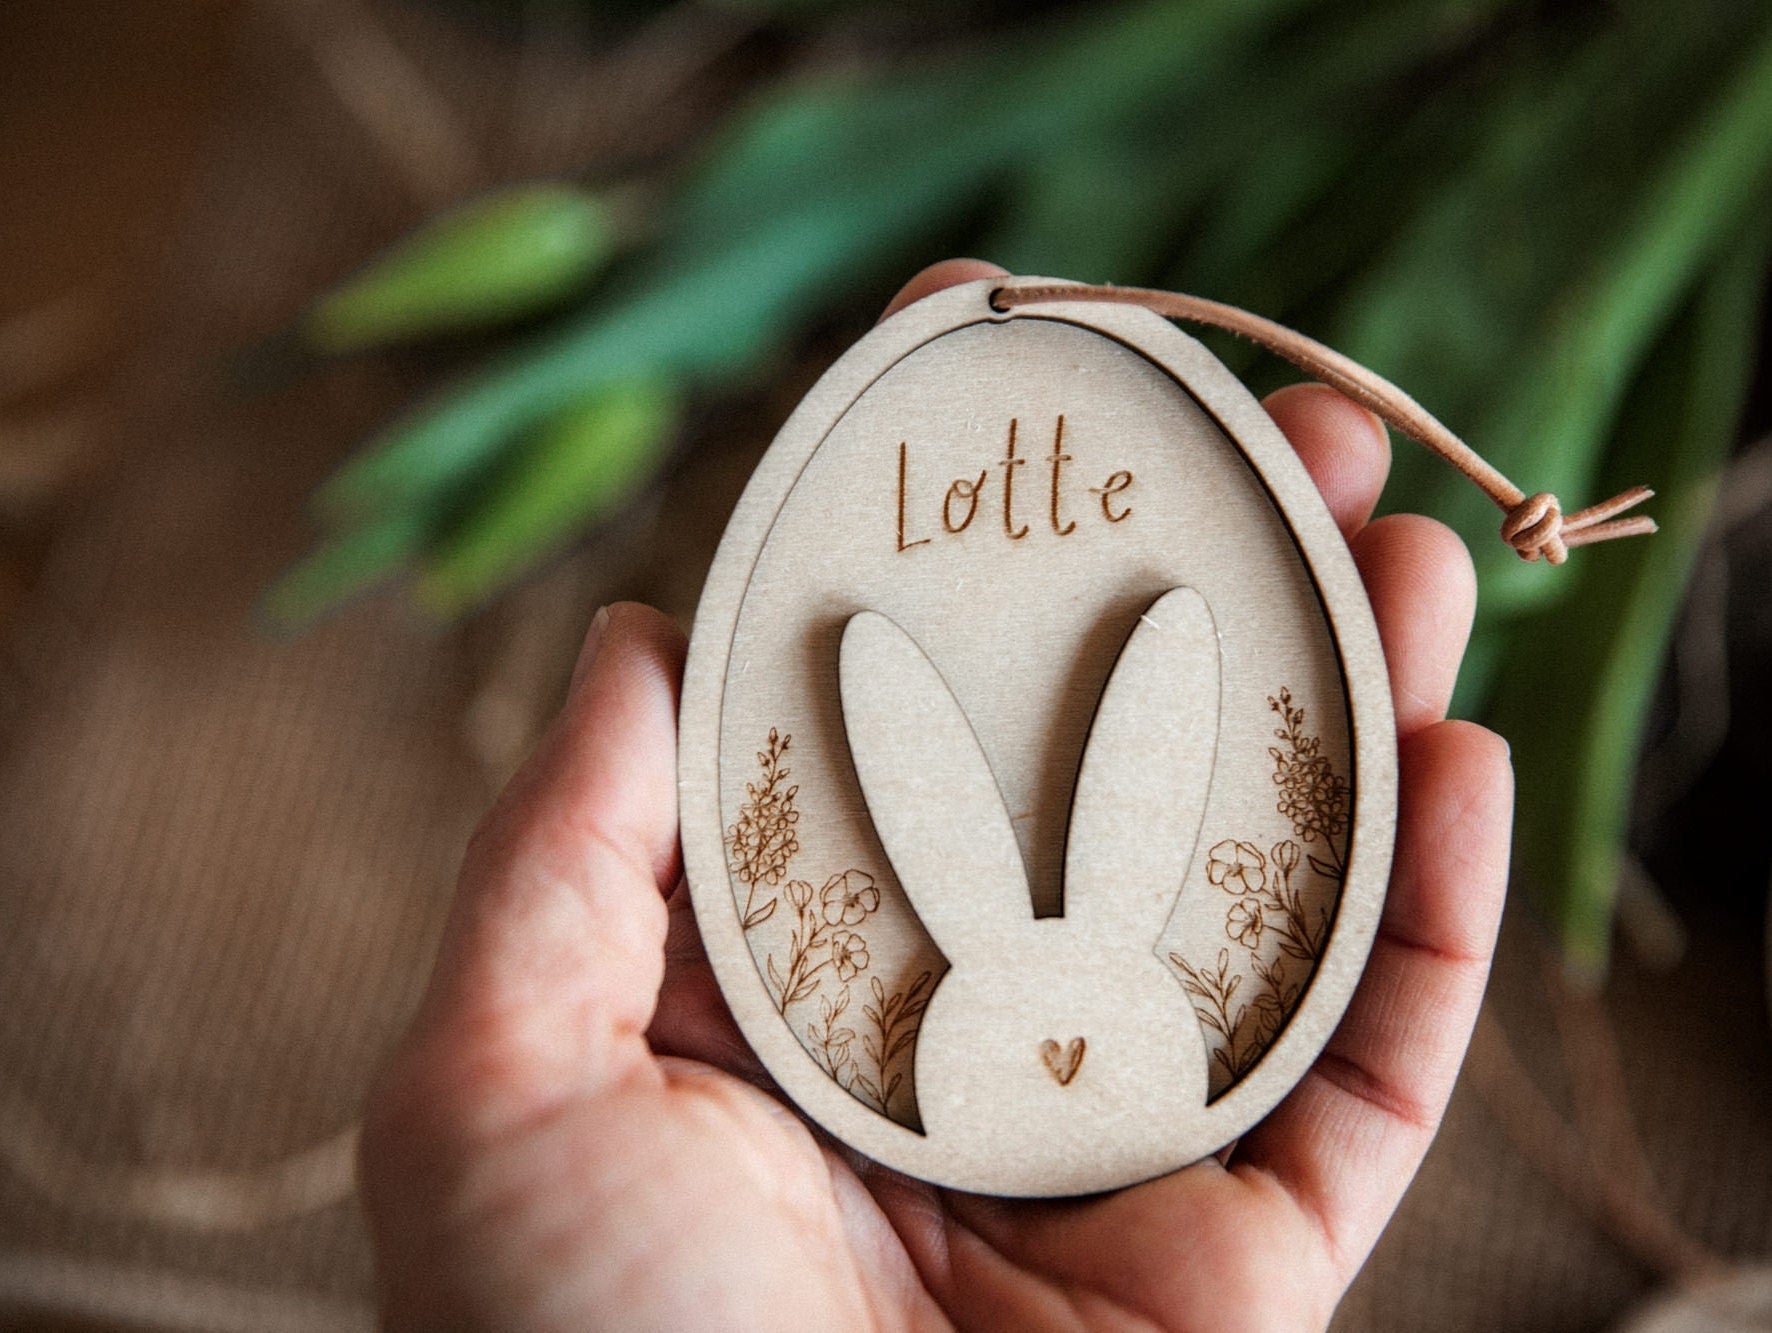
[839,611,1034,954]
[1062,587,1221,946]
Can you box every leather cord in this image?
[992,281,1658,565]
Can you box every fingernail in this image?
[569,606,611,696]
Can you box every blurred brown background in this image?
[1,2,1768,1329]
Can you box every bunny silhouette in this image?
[839,587,1220,1184]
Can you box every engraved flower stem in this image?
[774,894,834,1013]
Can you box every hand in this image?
[358,259,1513,1332]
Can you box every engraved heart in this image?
[1039,1037,1086,1086]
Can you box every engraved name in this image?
[896,416,1134,553]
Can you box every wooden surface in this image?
[680,278,1397,1195]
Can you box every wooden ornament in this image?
[679,277,1397,1197]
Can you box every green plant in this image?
[302,182,618,355]
[274,0,1772,968]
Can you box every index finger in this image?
[1229,718,1512,1278]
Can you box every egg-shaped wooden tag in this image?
[679,277,1396,1197]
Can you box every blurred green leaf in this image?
[417,377,680,618]
[270,0,1772,979]
[983,0,1498,281]
[261,509,434,629]
[1331,6,1772,622]
[304,182,618,354]
[1490,219,1771,976]
[313,0,1312,521]
[1173,0,1524,325]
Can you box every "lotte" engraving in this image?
[896,416,1134,553]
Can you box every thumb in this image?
[376,602,687,1146]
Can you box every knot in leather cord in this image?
[1501,493,1566,564]
[1497,484,1658,564]
[990,281,1659,565]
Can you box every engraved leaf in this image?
[743,898,778,929]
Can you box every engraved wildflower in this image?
[1207,839,1266,895]
[1272,840,1300,876]
[1273,752,1348,843]
[726,728,800,885]
[1180,685,1351,1097]
[830,930,870,982]
[1226,899,1264,947]
[806,990,857,1085]
[820,869,880,926]
[784,878,813,910]
[816,993,854,1059]
[1268,690,1348,845]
